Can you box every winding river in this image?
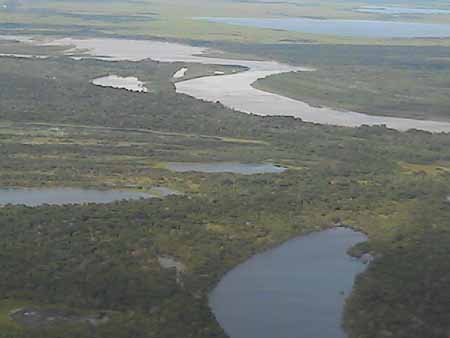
[210,228,368,338]
[35,37,450,133]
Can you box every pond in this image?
[165,162,287,174]
[23,36,450,132]
[209,228,367,338]
[92,75,148,93]
[0,188,153,206]
[197,17,450,38]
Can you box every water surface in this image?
[166,162,287,174]
[92,75,148,92]
[198,17,450,38]
[0,188,153,206]
[13,36,450,132]
[355,6,450,15]
[210,228,367,338]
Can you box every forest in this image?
[0,43,449,338]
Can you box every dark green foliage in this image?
[0,51,449,338]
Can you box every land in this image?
[1,0,450,337]
[251,44,450,121]
[0,41,449,338]
[2,0,450,45]
[205,42,450,122]
[2,0,450,122]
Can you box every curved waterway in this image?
[210,228,367,338]
[11,36,450,132]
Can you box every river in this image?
[2,35,450,132]
[40,37,450,133]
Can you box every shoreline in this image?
[2,35,449,133]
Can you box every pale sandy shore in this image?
[3,36,450,133]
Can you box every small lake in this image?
[197,17,450,38]
[165,162,287,174]
[0,188,153,206]
[22,36,450,132]
[92,75,148,93]
[355,6,450,15]
[209,228,367,338]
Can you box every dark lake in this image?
[209,228,367,338]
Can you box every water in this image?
[209,228,367,338]
[0,188,153,206]
[165,162,287,174]
[355,6,450,15]
[197,17,450,38]
[173,67,188,79]
[92,75,148,93]
[14,36,450,132]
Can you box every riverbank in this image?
[11,35,450,132]
[0,36,449,338]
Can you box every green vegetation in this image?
[255,66,450,121]
[2,0,450,45]
[0,43,449,338]
[230,43,450,121]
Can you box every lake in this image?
[209,228,367,338]
[0,188,153,206]
[92,75,148,93]
[355,6,450,15]
[165,162,287,174]
[197,17,450,38]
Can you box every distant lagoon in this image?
[355,6,450,15]
[197,17,450,38]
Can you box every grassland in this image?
[0,45,449,338]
